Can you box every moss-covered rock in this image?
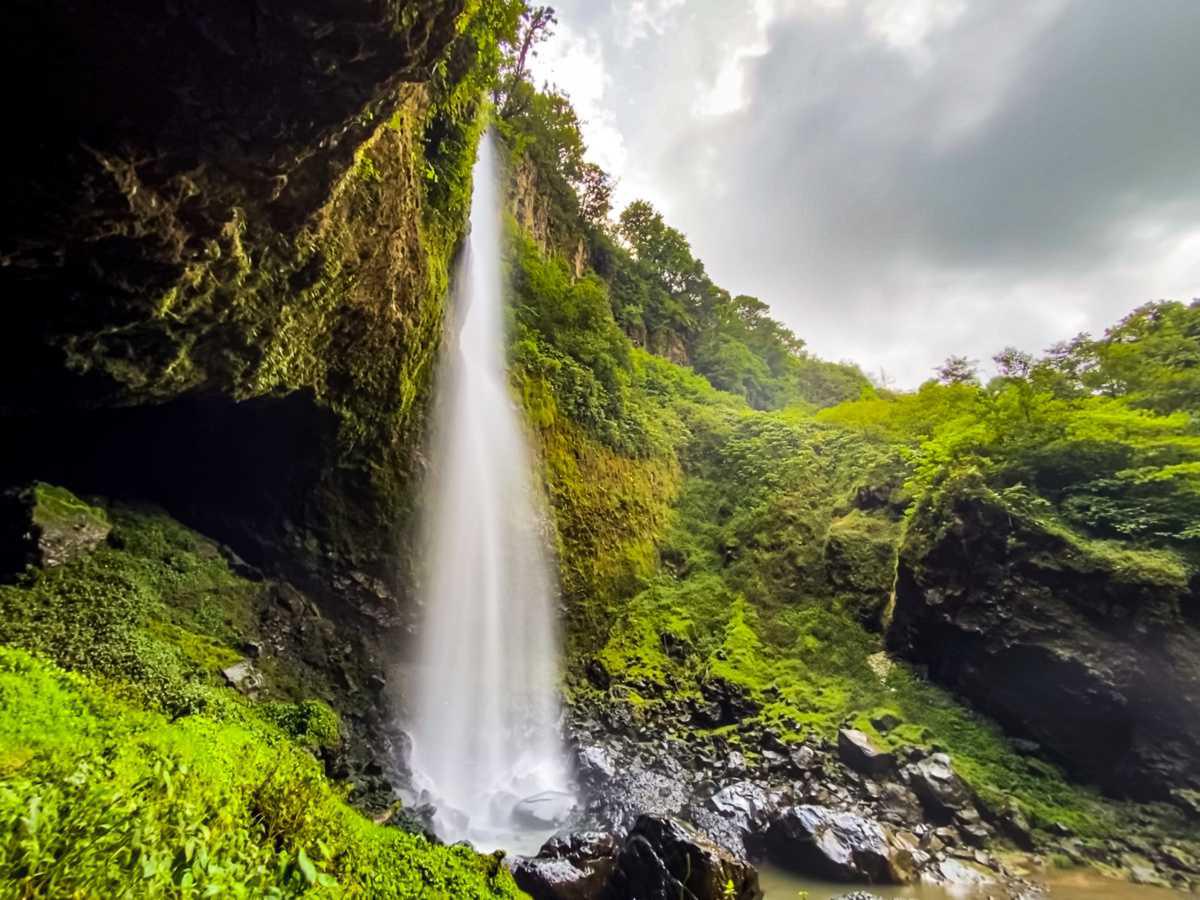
[888,472,1200,802]
[0,482,110,578]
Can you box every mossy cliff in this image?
[0,0,506,623]
[890,472,1200,802]
[0,2,533,894]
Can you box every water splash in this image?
[407,130,574,853]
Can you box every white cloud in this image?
[539,0,1200,387]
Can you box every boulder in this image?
[701,781,776,857]
[605,815,761,900]
[922,857,994,890]
[888,476,1200,801]
[837,729,895,776]
[904,753,972,821]
[765,805,911,883]
[510,832,619,900]
[0,483,110,578]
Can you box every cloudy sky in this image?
[528,0,1200,386]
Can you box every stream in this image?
[759,864,1189,898]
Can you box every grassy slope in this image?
[0,500,520,898]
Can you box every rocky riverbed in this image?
[501,696,1200,900]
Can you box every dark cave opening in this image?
[0,389,338,569]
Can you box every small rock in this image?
[241,639,264,659]
[838,728,895,777]
[870,713,902,733]
[905,753,973,821]
[221,659,264,697]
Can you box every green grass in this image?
[0,647,519,898]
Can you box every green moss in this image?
[29,482,109,534]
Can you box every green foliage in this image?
[819,343,1200,545]
[1041,300,1200,414]
[0,648,519,898]
[257,700,343,752]
[0,494,519,895]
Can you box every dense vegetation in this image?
[0,501,519,897]
[820,299,1200,549]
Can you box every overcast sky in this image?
[528,0,1200,386]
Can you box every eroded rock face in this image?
[888,478,1200,801]
[0,0,479,625]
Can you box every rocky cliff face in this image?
[0,0,480,622]
[888,474,1200,803]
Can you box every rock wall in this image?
[888,474,1200,802]
[0,0,481,622]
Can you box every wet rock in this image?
[221,660,264,697]
[838,729,895,777]
[922,857,994,889]
[0,483,110,578]
[511,832,619,900]
[790,745,819,772]
[905,753,972,821]
[586,659,611,690]
[514,791,577,830]
[705,781,775,857]
[606,815,761,900]
[766,805,911,883]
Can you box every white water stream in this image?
[407,130,574,853]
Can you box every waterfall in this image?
[407,130,574,853]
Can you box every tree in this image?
[935,355,980,386]
[574,161,612,224]
[496,5,557,117]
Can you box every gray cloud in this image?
[537,0,1200,385]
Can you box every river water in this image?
[759,864,1188,898]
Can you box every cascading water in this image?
[406,130,574,853]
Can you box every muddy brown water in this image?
[758,864,1190,898]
